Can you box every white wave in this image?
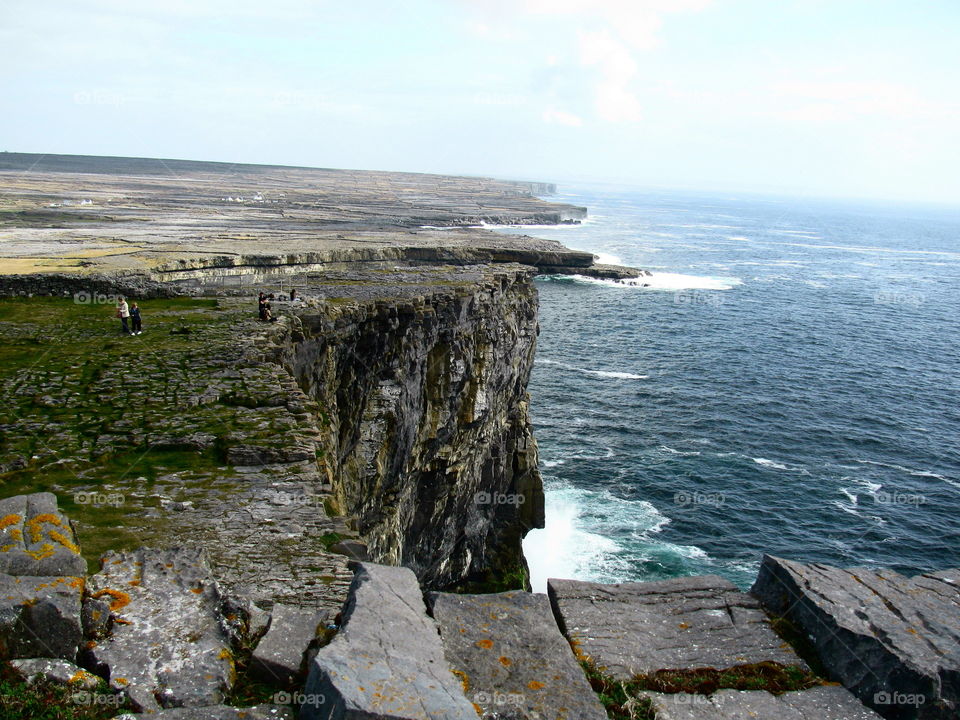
[659,445,702,457]
[840,487,859,505]
[856,459,948,482]
[592,251,623,265]
[562,272,742,291]
[537,358,647,380]
[753,457,790,471]
[523,484,671,592]
[833,500,862,517]
[542,459,565,468]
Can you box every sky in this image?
[2,0,959,203]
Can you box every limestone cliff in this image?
[269,265,545,591]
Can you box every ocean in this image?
[493,185,960,592]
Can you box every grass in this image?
[0,295,313,569]
[579,656,823,720]
[0,663,133,720]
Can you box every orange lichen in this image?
[92,587,131,612]
[677,622,690,629]
[8,528,22,541]
[25,543,55,560]
[190,587,203,594]
[128,580,141,587]
[114,678,128,686]
[0,514,21,531]
[0,544,15,553]
[451,669,470,693]
[25,513,62,543]
[68,670,94,685]
[49,529,80,554]
[498,656,512,667]
[475,638,493,650]
[472,703,483,716]
[527,680,545,690]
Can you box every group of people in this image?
[258,288,298,321]
[115,297,142,335]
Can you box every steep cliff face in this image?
[274,265,545,590]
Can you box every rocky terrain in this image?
[0,154,956,719]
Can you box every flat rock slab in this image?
[302,562,476,720]
[0,492,86,576]
[113,704,293,719]
[250,603,329,686]
[645,685,884,720]
[752,555,960,719]
[85,547,238,711]
[0,573,83,660]
[547,575,804,680]
[10,657,100,690]
[428,590,606,720]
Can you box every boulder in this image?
[0,492,87,577]
[0,573,83,660]
[302,562,476,720]
[250,604,329,686]
[644,685,884,719]
[428,590,607,720]
[9,657,100,690]
[547,575,805,680]
[112,704,293,719]
[751,555,960,719]
[84,547,239,711]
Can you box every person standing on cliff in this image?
[116,297,132,335]
[130,302,143,335]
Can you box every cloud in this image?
[542,107,584,126]
[578,29,643,123]
[466,0,713,124]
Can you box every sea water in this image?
[493,185,960,592]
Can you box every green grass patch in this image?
[579,657,823,720]
[0,663,133,720]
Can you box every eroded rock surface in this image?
[250,603,330,687]
[0,573,83,660]
[9,657,100,689]
[0,492,86,577]
[752,555,960,719]
[83,547,240,711]
[113,705,293,720]
[429,590,607,720]
[547,575,805,679]
[644,685,884,720]
[303,562,475,720]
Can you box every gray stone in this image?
[645,686,884,719]
[9,657,100,690]
[85,547,239,710]
[112,704,293,719]
[428,590,607,720]
[751,555,960,719]
[0,493,87,577]
[82,595,112,639]
[0,573,83,660]
[302,562,476,719]
[250,604,328,686]
[547,575,805,680]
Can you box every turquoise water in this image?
[495,186,960,591]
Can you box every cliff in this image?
[269,265,544,590]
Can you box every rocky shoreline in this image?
[0,154,957,719]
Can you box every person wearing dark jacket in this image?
[130,302,143,335]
